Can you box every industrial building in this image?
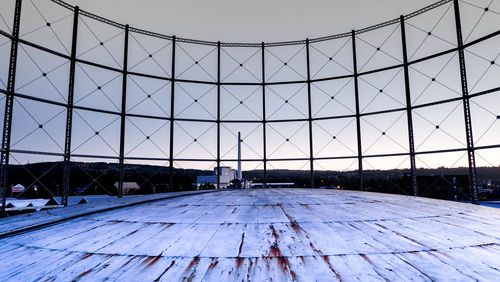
[196,166,238,188]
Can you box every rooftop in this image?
[0,189,499,280]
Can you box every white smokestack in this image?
[238,131,242,180]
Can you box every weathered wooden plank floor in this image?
[0,189,499,281]
[0,190,214,238]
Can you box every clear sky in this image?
[0,0,499,172]
[63,0,437,43]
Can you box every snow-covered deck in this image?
[0,189,499,281]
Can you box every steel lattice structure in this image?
[1,0,500,214]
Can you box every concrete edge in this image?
[0,190,219,239]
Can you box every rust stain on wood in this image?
[277,203,303,237]
[290,269,298,280]
[290,221,302,235]
[374,222,435,250]
[431,249,453,259]
[276,256,291,274]
[300,203,312,210]
[269,242,282,257]
[206,258,218,272]
[246,258,254,281]
[306,237,343,282]
[397,254,434,281]
[122,256,136,267]
[268,242,292,276]
[160,223,174,229]
[154,260,175,281]
[184,256,200,277]
[269,225,279,241]
[127,230,139,236]
[80,253,94,260]
[109,220,124,224]
[142,255,162,268]
[322,256,343,282]
[360,254,372,264]
[75,268,93,279]
[360,253,390,281]
[236,257,245,269]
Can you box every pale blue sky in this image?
[63,0,437,43]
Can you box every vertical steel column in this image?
[1,0,22,216]
[351,30,363,191]
[305,39,314,188]
[400,16,418,196]
[216,41,221,189]
[453,0,478,204]
[62,6,79,206]
[118,25,129,198]
[169,36,176,191]
[261,42,267,188]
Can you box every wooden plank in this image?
[0,189,498,280]
[0,190,217,237]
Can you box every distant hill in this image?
[5,161,500,200]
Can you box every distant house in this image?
[114,182,140,195]
[11,184,25,193]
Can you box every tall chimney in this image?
[238,131,242,180]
